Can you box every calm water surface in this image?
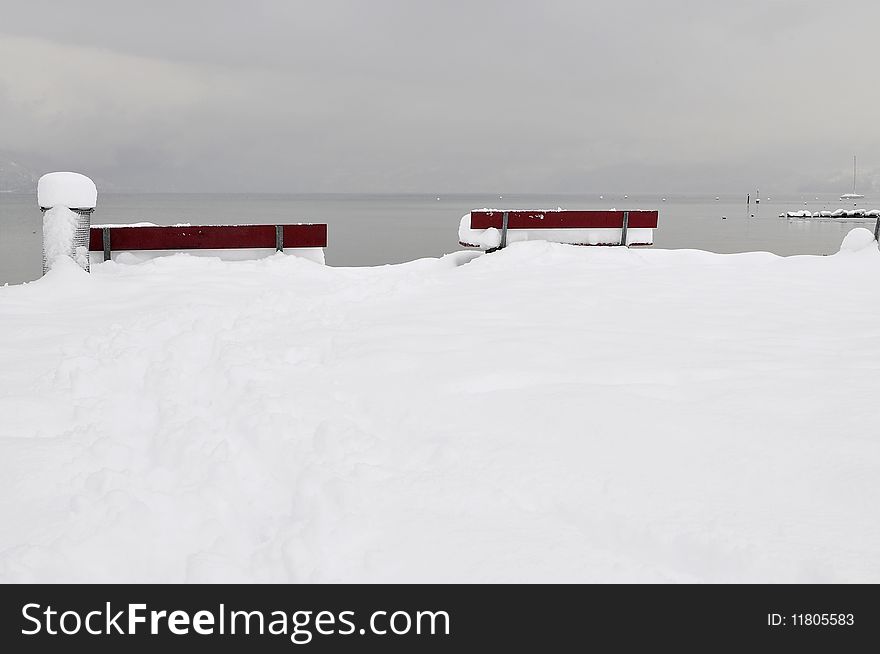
[1,192,875,285]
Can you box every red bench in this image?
[88,223,327,263]
[462,210,659,250]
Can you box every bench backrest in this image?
[88,224,327,256]
[470,210,658,230]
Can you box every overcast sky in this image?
[1,0,879,193]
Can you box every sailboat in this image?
[840,156,865,200]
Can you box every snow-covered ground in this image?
[1,230,879,583]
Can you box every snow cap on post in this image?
[37,172,97,210]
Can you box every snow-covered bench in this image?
[459,210,659,250]
[88,223,327,266]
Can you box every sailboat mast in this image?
[853,155,857,193]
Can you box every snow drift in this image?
[1,232,879,583]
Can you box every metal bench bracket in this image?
[102,227,111,262]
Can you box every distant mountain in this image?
[0,154,123,194]
[0,156,40,193]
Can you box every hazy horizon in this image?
[2,1,879,195]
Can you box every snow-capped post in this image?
[37,172,97,274]
[874,214,879,242]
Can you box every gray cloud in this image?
[1,0,878,193]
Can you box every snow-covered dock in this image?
[782,209,880,219]
[1,230,879,582]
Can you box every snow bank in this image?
[1,231,879,582]
[838,227,878,253]
[37,172,97,209]
[90,247,325,267]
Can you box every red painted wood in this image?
[88,230,103,251]
[89,224,327,251]
[283,224,327,249]
[470,210,658,230]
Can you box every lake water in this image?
[1,192,876,285]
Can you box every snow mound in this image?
[838,227,878,253]
[2,246,880,583]
[458,214,502,248]
[37,172,97,209]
